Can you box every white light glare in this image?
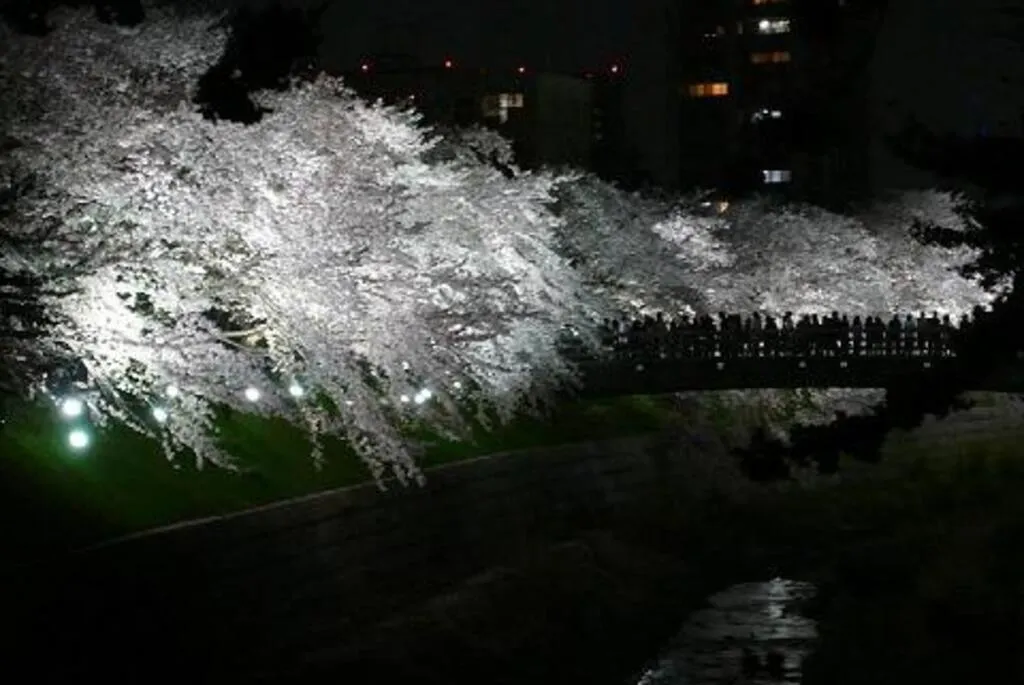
[60,397,85,419]
[68,428,90,450]
[152,407,169,424]
[452,381,463,390]
[244,387,261,402]
[288,382,304,398]
[414,388,433,405]
[166,385,180,399]
[399,394,411,404]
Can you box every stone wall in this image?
[4,432,698,683]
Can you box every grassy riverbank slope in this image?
[0,395,676,557]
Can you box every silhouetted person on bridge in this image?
[765,650,786,680]
[741,647,761,679]
[887,315,902,355]
[851,315,864,356]
[764,314,779,356]
[866,316,883,355]
[903,314,917,356]
[781,312,795,356]
[941,314,954,356]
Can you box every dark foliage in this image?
[193,1,328,124]
[0,0,143,34]
[94,0,143,26]
[0,0,55,35]
[0,173,49,406]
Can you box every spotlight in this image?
[244,387,261,402]
[399,394,410,404]
[68,428,90,450]
[166,385,180,399]
[414,388,433,404]
[152,407,169,423]
[60,397,85,419]
[288,382,304,398]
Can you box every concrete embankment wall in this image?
[5,432,698,683]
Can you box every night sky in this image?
[225,0,635,72]
[317,0,632,71]
[226,0,1023,135]
[207,0,1021,191]
[871,0,1023,137]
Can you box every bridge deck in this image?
[575,355,1023,396]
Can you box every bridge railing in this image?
[559,312,981,364]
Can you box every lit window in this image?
[756,18,790,34]
[750,51,791,64]
[481,92,524,123]
[751,108,782,122]
[687,82,730,97]
[762,169,792,184]
[501,93,524,107]
[752,0,787,5]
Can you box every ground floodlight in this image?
[152,407,169,424]
[414,388,432,404]
[68,428,90,451]
[288,382,304,398]
[60,397,85,419]
[399,394,410,403]
[166,384,180,399]
[452,381,462,390]
[244,387,261,402]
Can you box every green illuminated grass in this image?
[0,395,676,556]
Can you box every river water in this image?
[632,579,818,685]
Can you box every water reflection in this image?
[635,578,817,684]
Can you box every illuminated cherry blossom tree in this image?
[0,5,601,482]
[551,182,995,442]
[553,175,991,321]
[1,3,1002,485]
[553,174,734,316]
[704,192,991,317]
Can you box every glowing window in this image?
[751,51,792,64]
[752,0,787,5]
[756,18,791,34]
[687,82,730,97]
[762,169,792,184]
[481,92,524,123]
[751,108,783,122]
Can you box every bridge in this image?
[576,355,1024,396]
[564,311,1024,396]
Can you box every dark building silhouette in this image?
[337,57,614,171]
[675,0,886,205]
